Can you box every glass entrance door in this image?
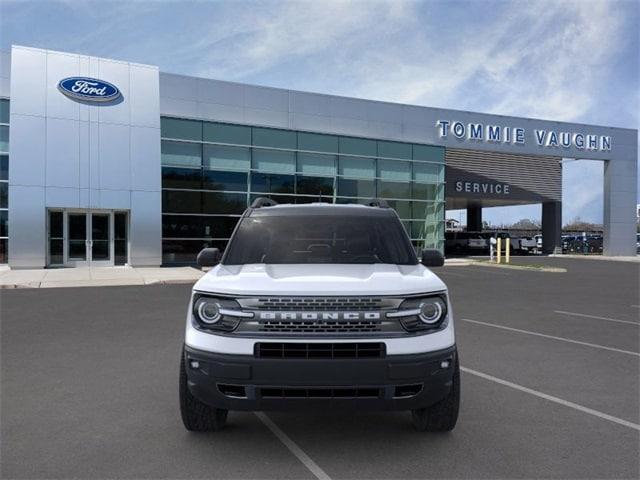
[48,210,129,267]
[90,213,111,265]
[67,213,88,266]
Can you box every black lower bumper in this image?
[184,345,457,411]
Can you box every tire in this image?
[411,357,460,432]
[179,348,228,432]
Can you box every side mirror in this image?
[197,248,221,267]
[421,249,445,267]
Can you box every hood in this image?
[193,263,447,296]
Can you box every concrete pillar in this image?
[542,201,562,254]
[467,205,482,232]
[603,153,637,256]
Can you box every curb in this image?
[0,278,201,289]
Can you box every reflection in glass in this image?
[68,214,86,260]
[296,176,333,197]
[203,145,250,171]
[0,155,7,181]
[161,141,201,167]
[202,170,247,192]
[251,173,295,194]
[91,214,110,261]
[162,167,202,189]
[114,213,128,265]
[337,178,375,198]
[0,238,7,264]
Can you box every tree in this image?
[563,216,602,232]
[509,218,540,230]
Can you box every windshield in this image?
[223,214,418,265]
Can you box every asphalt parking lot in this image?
[1,257,639,479]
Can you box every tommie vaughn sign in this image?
[58,77,121,102]
[436,120,612,152]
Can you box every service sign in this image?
[58,77,121,102]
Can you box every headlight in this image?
[195,298,221,324]
[386,294,448,332]
[192,294,253,332]
[418,298,445,324]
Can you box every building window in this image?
[203,145,250,171]
[160,116,446,264]
[161,140,201,167]
[0,99,8,264]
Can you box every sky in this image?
[1,0,638,226]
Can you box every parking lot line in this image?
[461,318,640,357]
[460,366,640,431]
[554,310,639,325]
[255,412,331,480]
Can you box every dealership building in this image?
[0,45,637,268]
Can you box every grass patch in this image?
[473,260,566,272]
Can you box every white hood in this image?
[193,263,447,296]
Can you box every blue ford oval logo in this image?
[58,77,121,102]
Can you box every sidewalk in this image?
[549,254,640,263]
[0,266,205,289]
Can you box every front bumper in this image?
[184,345,457,411]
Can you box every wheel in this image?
[179,348,228,431]
[411,357,460,432]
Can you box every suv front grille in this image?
[255,342,385,359]
[243,297,386,311]
[259,319,381,334]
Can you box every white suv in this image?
[179,199,459,432]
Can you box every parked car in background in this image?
[445,231,487,255]
[533,234,543,254]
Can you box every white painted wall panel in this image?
[197,102,244,124]
[8,185,46,267]
[10,47,46,116]
[46,186,79,208]
[197,78,244,106]
[46,51,80,121]
[243,107,288,128]
[88,121,100,190]
[46,117,80,188]
[8,114,45,186]
[130,125,160,191]
[244,85,288,112]
[130,66,160,128]
[78,121,90,188]
[100,189,131,209]
[291,92,330,117]
[98,122,130,190]
[129,190,161,265]
[98,59,130,125]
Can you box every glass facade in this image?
[160,117,445,264]
[0,99,8,263]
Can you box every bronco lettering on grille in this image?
[258,312,381,321]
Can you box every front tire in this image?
[411,357,460,432]
[179,348,228,431]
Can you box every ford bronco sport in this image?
[179,198,459,432]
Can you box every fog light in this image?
[440,360,450,369]
[189,360,200,369]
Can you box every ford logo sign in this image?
[57,77,121,102]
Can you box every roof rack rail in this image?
[250,197,278,208]
[365,198,390,208]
